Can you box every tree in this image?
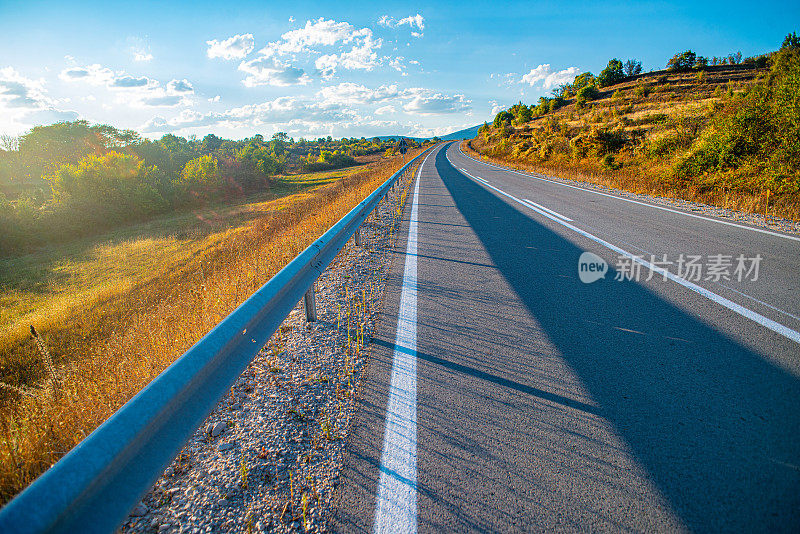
[624,59,642,77]
[493,110,514,128]
[597,58,625,87]
[572,72,595,91]
[782,31,800,50]
[576,85,600,106]
[201,134,224,153]
[667,50,697,71]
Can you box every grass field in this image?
[0,151,421,503]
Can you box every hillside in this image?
[439,124,481,140]
[468,42,800,220]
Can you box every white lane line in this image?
[455,162,800,345]
[459,167,488,184]
[522,199,572,222]
[373,149,433,534]
[457,145,800,243]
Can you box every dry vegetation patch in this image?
[0,151,423,504]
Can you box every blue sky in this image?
[0,0,796,140]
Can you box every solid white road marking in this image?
[522,199,572,221]
[373,149,433,534]
[458,145,800,243]
[453,158,800,345]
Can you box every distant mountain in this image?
[373,135,427,142]
[438,124,482,140]
[373,124,482,142]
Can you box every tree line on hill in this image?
[0,124,410,255]
[485,37,788,131]
[478,33,800,202]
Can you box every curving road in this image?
[332,142,800,532]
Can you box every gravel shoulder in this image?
[120,168,417,534]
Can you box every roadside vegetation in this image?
[0,123,427,502]
[469,33,800,220]
[0,125,405,256]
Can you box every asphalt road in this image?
[331,142,800,532]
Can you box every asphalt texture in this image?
[331,142,800,533]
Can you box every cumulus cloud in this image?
[0,67,78,133]
[401,88,471,115]
[314,30,381,78]
[378,13,425,36]
[60,63,194,108]
[269,18,356,55]
[240,18,383,83]
[521,64,581,89]
[128,37,153,62]
[206,33,255,60]
[167,79,194,93]
[374,105,396,115]
[110,75,153,88]
[316,82,399,106]
[141,95,357,133]
[238,53,312,87]
[59,64,114,85]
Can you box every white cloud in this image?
[374,105,396,115]
[238,53,311,87]
[110,74,155,88]
[378,13,425,37]
[59,64,114,85]
[59,63,194,108]
[401,88,471,115]
[314,29,381,78]
[268,18,356,55]
[206,33,255,60]
[316,83,399,106]
[208,95,221,103]
[1,67,53,109]
[167,79,194,93]
[141,95,358,134]
[521,64,581,89]
[133,51,154,62]
[0,67,78,134]
[397,14,425,31]
[128,37,154,62]
[490,100,504,115]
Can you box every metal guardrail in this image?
[0,147,433,534]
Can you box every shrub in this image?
[46,152,167,229]
[598,59,625,88]
[675,46,800,193]
[634,84,651,98]
[576,85,600,106]
[667,50,697,71]
[624,59,643,77]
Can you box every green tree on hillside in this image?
[667,50,697,71]
[624,59,643,77]
[598,59,625,87]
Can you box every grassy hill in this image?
[468,41,800,220]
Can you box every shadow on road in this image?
[433,147,800,531]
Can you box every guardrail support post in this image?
[304,285,317,322]
[354,226,362,247]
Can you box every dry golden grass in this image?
[463,138,799,221]
[471,66,800,222]
[0,150,423,503]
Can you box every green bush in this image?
[667,50,697,71]
[598,59,625,88]
[576,85,600,106]
[676,46,800,193]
